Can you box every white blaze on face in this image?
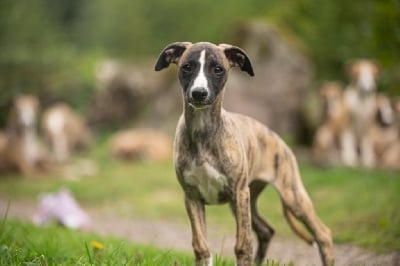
[358,63,376,92]
[190,50,209,93]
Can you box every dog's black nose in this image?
[191,87,208,101]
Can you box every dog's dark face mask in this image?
[178,45,228,109]
[154,42,254,109]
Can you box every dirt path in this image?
[1,199,399,266]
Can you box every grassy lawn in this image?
[0,218,236,265]
[299,165,400,251]
[0,135,399,255]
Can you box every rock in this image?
[224,21,313,138]
[87,60,177,130]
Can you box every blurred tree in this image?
[0,0,92,126]
[77,0,256,57]
[0,0,61,124]
[264,0,400,93]
[0,0,398,127]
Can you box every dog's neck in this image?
[8,119,35,139]
[8,113,37,139]
[183,97,223,142]
[351,66,377,98]
[354,84,376,98]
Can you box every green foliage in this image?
[0,0,399,123]
[263,0,400,94]
[77,0,259,57]
[298,165,400,252]
[74,0,400,95]
[0,219,203,265]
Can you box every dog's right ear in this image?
[154,42,192,71]
[219,44,254,77]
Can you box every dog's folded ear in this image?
[219,44,254,77]
[155,42,192,71]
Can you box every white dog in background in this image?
[312,82,350,165]
[342,59,380,167]
[0,94,50,175]
[42,103,92,163]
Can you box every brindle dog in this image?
[155,42,333,266]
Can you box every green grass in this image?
[300,166,400,250]
[0,219,288,265]
[0,219,235,265]
[0,135,399,255]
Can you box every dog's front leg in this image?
[360,135,375,168]
[185,194,211,266]
[340,129,357,167]
[230,185,253,266]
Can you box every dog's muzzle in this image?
[189,87,210,109]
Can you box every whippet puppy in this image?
[42,103,91,163]
[343,59,380,167]
[3,94,46,175]
[313,82,350,166]
[155,42,333,266]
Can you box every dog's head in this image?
[347,59,379,93]
[155,42,254,109]
[10,94,39,130]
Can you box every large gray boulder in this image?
[87,59,179,132]
[224,21,313,138]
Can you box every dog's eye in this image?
[181,63,192,73]
[213,66,224,75]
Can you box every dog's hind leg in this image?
[274,172,334,266]
[249,180,275,265]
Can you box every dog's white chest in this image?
[183,161,228,204]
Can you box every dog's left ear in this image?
[219,44,254,76]
[155,42,192,71]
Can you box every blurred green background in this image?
[0,0,399,126]
[1,1,400,262]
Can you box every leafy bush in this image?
[0,0,398,126]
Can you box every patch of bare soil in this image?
[1,199,399,266]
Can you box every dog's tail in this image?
[283,207,315,245]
